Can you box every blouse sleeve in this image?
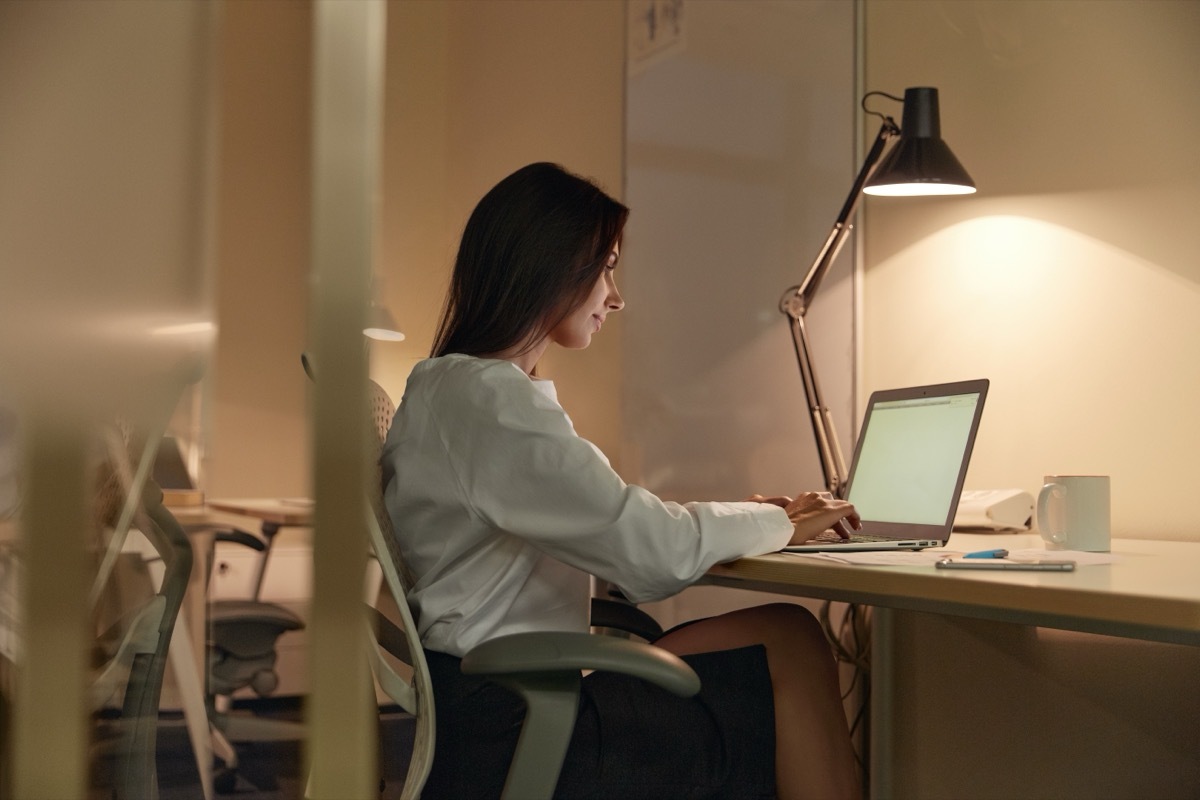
[434,362,793,603]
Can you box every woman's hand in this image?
[782,492,860,546]
[745,493,792,509]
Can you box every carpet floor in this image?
[89,700,416,799]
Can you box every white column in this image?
[306,1,387,796]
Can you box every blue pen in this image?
[964,548,1009,559]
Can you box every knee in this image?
[757,601,820,628]
[747,603,828,648]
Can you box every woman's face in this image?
[548,243,624,351]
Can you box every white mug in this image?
[1037,475,1111,552]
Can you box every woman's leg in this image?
[653,603,861,800]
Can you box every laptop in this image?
[153,436,204,507]
[784,379,989,552]
[152,436,194,490]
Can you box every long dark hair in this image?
[432,162,629,359]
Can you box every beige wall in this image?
[375,0,627,462]
[373,0,451,406]
[621,0,856,503]
[209,0,626,494]
[208,0,313,499]
[622,0,860,670]
[884,613,1200,799]
[863,3,1200,797]
[862,0,1200,541]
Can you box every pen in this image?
[964,548,1009,559]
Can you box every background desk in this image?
[206,498,314,531]
[704,533,1200,798]
[167,499,312,799]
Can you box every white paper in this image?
[785,550,954,566]
[1005,549,1118,565]
[782,548,1118,567]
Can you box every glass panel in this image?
[623,1,857,504]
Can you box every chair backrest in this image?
[300,353,437,799]
[116,482,193,799]
[363,380,436,800]
[91,425,194,800]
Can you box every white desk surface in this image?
[704,532,1200,646]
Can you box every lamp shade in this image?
[363,303,405,341]
[864,87,975,196]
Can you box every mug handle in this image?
[1037,483,1067,544]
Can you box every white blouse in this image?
[381,354,792,657]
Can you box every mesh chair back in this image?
[366,381,416,593]
[299,356,437,799]
[364,379,435,800]
[90,423,193,799]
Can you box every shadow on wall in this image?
[890,614,1200,800]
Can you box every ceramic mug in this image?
[1037,475,1111,552]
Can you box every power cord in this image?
[821,601,872,792]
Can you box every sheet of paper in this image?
[783,548,1118,566]
[1006,549,1118,565]
[785,550,953,566]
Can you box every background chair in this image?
[357,374,701,800]
[208,525,305,702]
[90,427,194,800]
[204,520,306,793]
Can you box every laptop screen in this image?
[153,436,195,491]
[845,381,988,536]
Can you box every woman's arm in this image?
[437,363,794,602]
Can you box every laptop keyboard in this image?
[807,531,896,545]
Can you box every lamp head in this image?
[864,87,976,197]
[363,303,405,341]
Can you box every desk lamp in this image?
[364,302,406,341]
[781,86,975,496]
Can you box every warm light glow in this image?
[365,302,404,340]
[363,327,406,341]
[864,183,977,197]
[152,321,218,337]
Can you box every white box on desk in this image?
[954,489,1035,531]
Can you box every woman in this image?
[382,162,861,799]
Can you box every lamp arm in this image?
[779,117,898,495]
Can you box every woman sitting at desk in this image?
[381,162,861,799]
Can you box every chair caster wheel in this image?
[214,766,239,794]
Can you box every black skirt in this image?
[421,643,777,800]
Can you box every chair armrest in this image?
[589,597,663,641]
[214,528,266,551]
[461,631,700,698]
[463,632,701,799]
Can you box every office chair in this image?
[207,526,305,698]
[357,373,700,800]
[205,522,305,793]
[90,427,194,800]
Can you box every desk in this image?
[186,499,313,794]
[705,534,1200,646]
[207,498,313,529]
[703,533,1200,797]
[152,500,312,800]
[205,497,313,613]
